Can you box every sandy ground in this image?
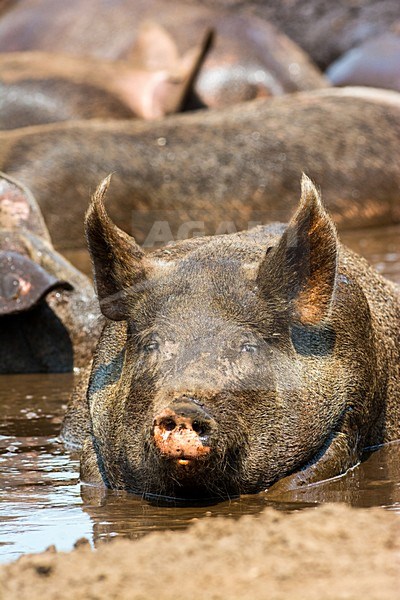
[1,503,399,600]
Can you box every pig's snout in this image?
[153,400,216,461]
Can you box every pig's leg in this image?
[80,436,105,486]
[60,366,92,450]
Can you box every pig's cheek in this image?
[134,352,159,372]
[235,351,269,377]
[163,340,179,359]
[230,358,253,380]
[135,353,177,383]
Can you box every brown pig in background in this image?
[61,175,400,502]
[2,87,400,251]
[0,2,328,110]
[0,24,213,129]
[0,172,101,373]
[1,0,398,72]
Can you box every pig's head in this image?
[0,172,75,373]
[0,171,101,374]
[84,175,376,502]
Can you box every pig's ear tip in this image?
[300,172,317,194]
[88,175,113,217]
[300,173,323,208]
[95,174,113,202]
[301,171,312,188]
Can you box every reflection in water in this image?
[0,224,400,562]
[265,441,400,509]
[0,374,92,562]
[81,436,400,546]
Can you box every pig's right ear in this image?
[85,176,147,321]
[257,174,338,326]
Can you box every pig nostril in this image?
[192,420,207,436]
[164,419,176,431]
[159,418,176,432]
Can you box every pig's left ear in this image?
[85,176,147,321]
[257,174,338,326]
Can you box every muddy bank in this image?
[1,503,399,600]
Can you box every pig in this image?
[1,0,399,71]
[1,87,400,251]
[0,171,101,373]
[326,32,400,93]
[61,174,400,502]
[187,0,400,70]
[0,2,327,109]
[0,26,211,129]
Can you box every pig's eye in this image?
[241,342,258,354]
[143,340,160,353]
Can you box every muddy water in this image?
[1,224,400,563]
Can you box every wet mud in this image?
[1,503,400,600]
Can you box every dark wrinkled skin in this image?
[0,172,101,373]
[1,88,400,250]
[61,175,400,503]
